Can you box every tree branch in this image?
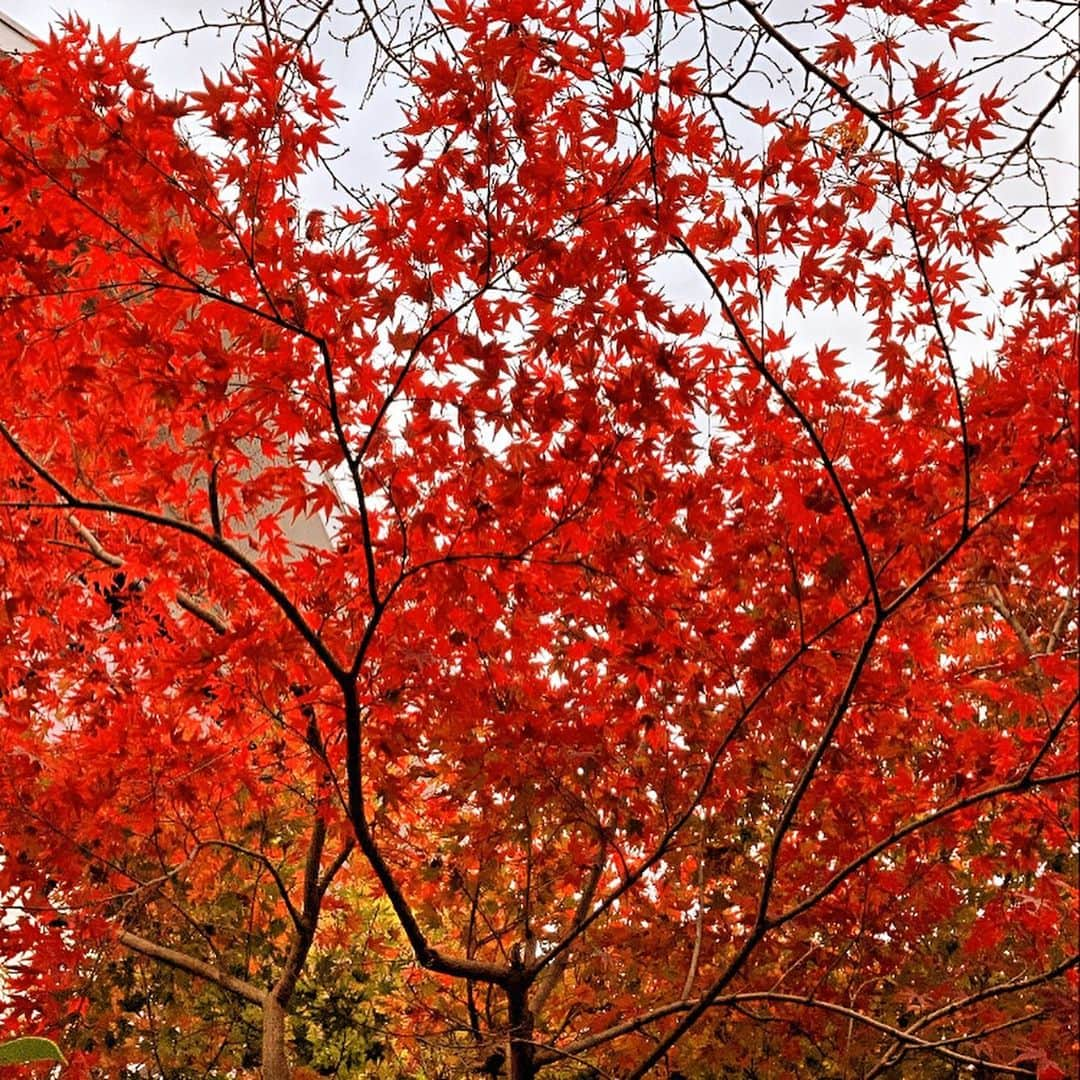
[340,684,510,986]
[969,57,1079,202]
[0,424,344,679]
[732,0,933,161]
[539,973,1074,1074]
[673,233,883,614]
[119,931,267,1007]
[775,767,1079,929]
[65,513,229,634]
[532,597,869,981]
[866,954,1079,1078]
[894,175,973,536]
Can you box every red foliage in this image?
[0,4,1075,1078]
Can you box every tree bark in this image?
[261,996,290,1080]
[120,931,292,1078]
[507,984,535,1080]
[119,931,265,1005]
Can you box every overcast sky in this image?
[4,0,1075,371]
[5,1,234,87]
[7,0,1074,213]
[4,0,407,211]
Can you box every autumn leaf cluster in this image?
[0,0,1076,1076]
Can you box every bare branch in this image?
[119,931,268,1007]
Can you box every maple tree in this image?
[0,0,1077,1076]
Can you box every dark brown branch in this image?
[1021,692,1078,782]
[626,617,882,1078]
[0,424,345,680]
[732,0,933,161]
[532,597,869,982]
[895,171,973,536]
[314,335,379,609]
[539,979,1066,1074]
[757,621,881,925]
[531,830,607,1017]
[970,58,1080,202]
[673,234,883,614]
[625,462,1066,1074]
[866,954,1079,1078]
[340,683,511,987]
[195,839,307,935]
[775,767,1079,929]
[271,815,326,1007]
[882,458,1043,617]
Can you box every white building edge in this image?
[0,11,34,52]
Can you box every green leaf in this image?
[0,1037,66,1066]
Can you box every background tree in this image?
[0,1,1076,1078]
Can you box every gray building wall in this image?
[0,11,34,51]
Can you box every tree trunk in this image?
[507,986,535,1080]
[261,997,290,1080]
